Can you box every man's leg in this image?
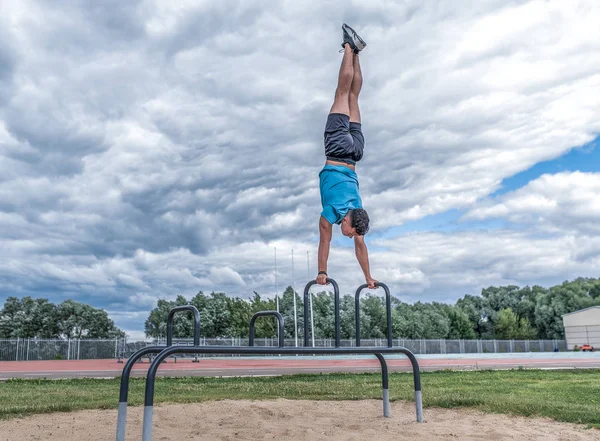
[329,44,355,116]
[349,53,362,123]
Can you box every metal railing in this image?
[0,338,122,361]
[0,337,567,361]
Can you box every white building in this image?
[562,306,600,350]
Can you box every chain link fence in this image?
[0,338,567,361]
[0,338,122,361]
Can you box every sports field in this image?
[0,369,599,440]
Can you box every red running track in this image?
[0,355,598,379]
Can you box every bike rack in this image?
[249,310,285,348]
[355,282,393,348]
[115,305,201,441]
[303,278,340,347]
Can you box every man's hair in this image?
[350,208,370,235]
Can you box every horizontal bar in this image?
[144,345,422,407]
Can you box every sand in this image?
[0,399,598,441]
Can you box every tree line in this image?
[1,276,597,340]
[0,297,125,339]
[144,277,600,341]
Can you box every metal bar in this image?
[303,278,340,347]
[249,311,285,348]
[140,345,423,440]
[355,290,361,347]
[117,305,202,441]
[374,353,390,417]
[400,347,423,422]
[292,249,298,347]
[166,306,201,346]
[355,282,393,348]
[115,346,166,441]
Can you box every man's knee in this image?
[335,86,351,101]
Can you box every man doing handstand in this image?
[317,24,377,289]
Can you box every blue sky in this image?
[375,135,600,238]
[1,1,599,338]
[493,136,600,196]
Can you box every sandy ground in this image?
[0,400,599,441]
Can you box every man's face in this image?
[341,216,357,238]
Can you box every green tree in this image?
[495,308,537,339]
[358,294,387,339]
[0,296,122,339]
[227,295,252,338]
[535,278,598,339]
[278,286,304,341]
[517,317,537,339]
[494,308,520,339]
[144,295,190,338]
[247,292,279,339]
[310,291,336,340]
[0,297,60,338]
[589,283,600,299]
[201,292,232,337]
[445,306,477,339]
[456,294,494,338]
[57,299,124,339]
[339,294,356,340]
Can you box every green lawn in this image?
[0,369,598,427]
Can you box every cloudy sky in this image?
[1,0,599,338]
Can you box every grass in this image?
[0,369,598,427]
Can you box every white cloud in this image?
[127,293,158,308]
[209,266,246,286]
[0,0,599,333]
[465,171,600,234]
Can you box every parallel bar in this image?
[355,282,393,348]
[140,345,422,440]
[415,390,423,422]
[116,346,165,441]
[117,305,201,441]
[382,389,390,417]
[303,279,340,347]
[166,306,201,346]
[142,406,154,441]
[249,311,285,348]
[116,402,128,441]
[374,353,390,417]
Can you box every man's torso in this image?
[319,164,362,225]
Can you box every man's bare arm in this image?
[354,235,377,288]
[317,216,332,284]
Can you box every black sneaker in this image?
[341,23,367,53]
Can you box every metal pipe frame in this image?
[355,282,393,348]
[166,305,201,347]
[116,346,165,441]
[140,346,423,441]
[303,278,340,347]
[249,311,285,348]
[116,305,201,441]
